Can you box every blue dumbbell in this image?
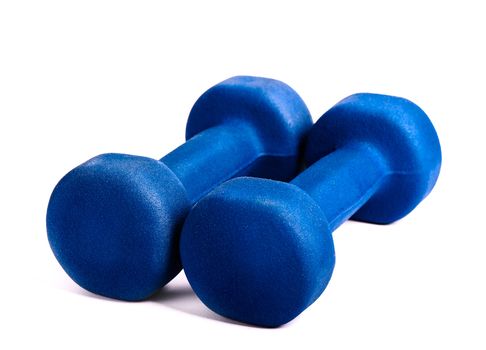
[46,76,312,301]
[180,93,442,327]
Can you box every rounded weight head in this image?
[46,154,190,301]
[186,76,313,180]
[180,177,335,327]
[305,93,442,224]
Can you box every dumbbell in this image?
[46,76,313,301]
[180,93,442,327]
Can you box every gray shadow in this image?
[149,283,254,327]
[54,272,279,328]
[55,279,134,303]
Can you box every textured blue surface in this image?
[302,93,442,226]
[180,93,442,327]
[46,76,312,301]
[180,178,335,327]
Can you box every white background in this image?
[1,1,485,349]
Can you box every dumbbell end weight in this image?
[47,154,190,301]
[180,177,335,327]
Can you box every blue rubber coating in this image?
[46,76,313,301]
[180,93,442,327]
[180,178,335,327]
[48,154,189,301]
[303,93,442,226]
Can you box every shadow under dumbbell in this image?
[54,276,127,302]
[54,263,280,327]
[150,278,257,327]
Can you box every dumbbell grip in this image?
[292,143,387,231]
[161,123,262,203]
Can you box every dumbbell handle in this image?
[292,143,387,231]
[162,123,262,203]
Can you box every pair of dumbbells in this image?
[47,76,441,327]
